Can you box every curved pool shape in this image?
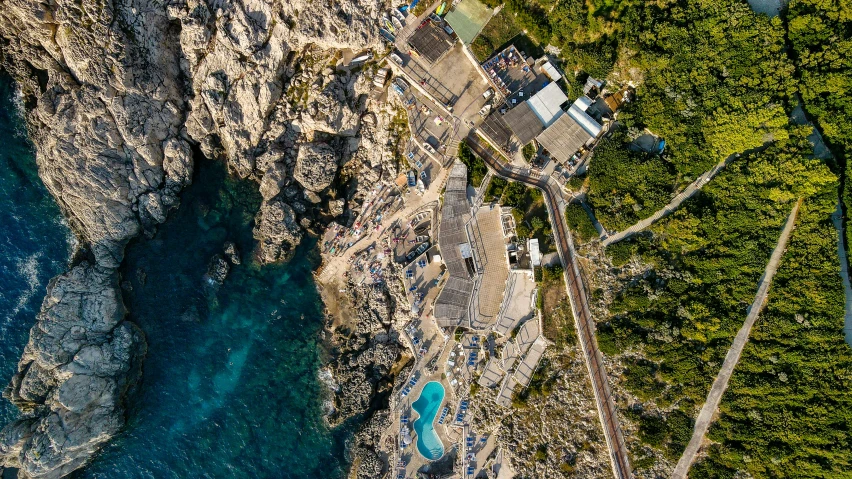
[411,381,445,460]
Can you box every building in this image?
[526,82,569,127]
[528,238,541,267]
[503,82,569,146]
[434,162,476,327]
[535,95,603,163]
[408,20,455,63]
[537,59,562,82]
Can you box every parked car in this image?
[444,25,454,36]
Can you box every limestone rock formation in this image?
[0,0,396,475]
[0,264,144,479]
[294,142,340,193]
[253,199,303,264]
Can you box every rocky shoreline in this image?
[0,0,407,477]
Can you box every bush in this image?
[606,241,636,267]
[522,142,537,162]
[565,203,598,243]
[484,176,507,202]
[458,141,488,187]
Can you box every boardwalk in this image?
[672,199,801,479]
[466,131,633,479]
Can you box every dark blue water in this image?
[0,74,352,478]
[0,75,73,425]
[76,159,352,478]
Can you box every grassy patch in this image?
[458,141,488,187]
[471,9,521,62]
[565,203,598,243]
[484,175,507,202]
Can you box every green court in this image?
[444,0,493,45]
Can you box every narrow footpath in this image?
[831,203,852,347]
[672,199,801,479]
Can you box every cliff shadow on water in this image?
[75,156,354,479]
[0,73,73,425]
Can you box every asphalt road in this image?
[466,131,633,479]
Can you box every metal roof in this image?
[527,82,568,127]
[540,61,562,81]
[567,103,602,137]
[503,102,544,146]
[435,161,474,326]
[535,113,593,162]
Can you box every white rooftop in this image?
[527,83,568,128]
[541,61,562,81]
[529,238,541,267]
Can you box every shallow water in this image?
[76,159,352,478]
[0,74,73,425]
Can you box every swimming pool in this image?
[411,381,445,460]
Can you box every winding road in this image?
[466,131,633,479]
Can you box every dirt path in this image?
[672,199,801,479]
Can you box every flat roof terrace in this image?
[481,45,535,96]
[434,162,475,327]
[469,206,510,330]
[408,20,455,64]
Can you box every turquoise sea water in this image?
[76,158,352,479]
[0,75,73,426]
[0,73,354,478]
[412,381,445,460]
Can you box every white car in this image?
[390,53,405,67]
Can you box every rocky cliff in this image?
[0,0,398,476]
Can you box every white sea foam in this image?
[6,252,42,320]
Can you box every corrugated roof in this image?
[435,161,474,326]
[535,113,593,162]
[503,102,544,146]
[527,82,568,127]
[567,104,602,137]
[573,95,593,111]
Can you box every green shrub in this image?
[565,204,598,243]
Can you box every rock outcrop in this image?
[0,264,144,479]
[0,0,392,476]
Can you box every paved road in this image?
[466,132,633,479]
[831,202,852,347]
[672,199,801,479]
[601,155,734,246]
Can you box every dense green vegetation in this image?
[787,0,852,249]
[600,136,837,470]
[564,203,597,243]
[458,141,488,187]
[581,0,794,230]
[483,175,507,202]
[693,186,852,477]
[587,131,676,230]
[470,8,521,62]
[500,182,554,253]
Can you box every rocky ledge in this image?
[0,0,401,476]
